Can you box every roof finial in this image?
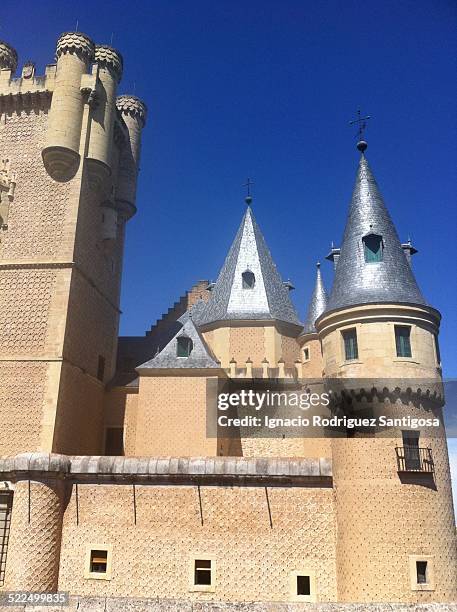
[349,109,370,153]
[243,177,254,206]
[316,261,321,269]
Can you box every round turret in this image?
[0,40,18,72]
[95,45,123,83]
[85,45,124,191]
[116,95,147,127]
[55,32,95,64]
[42,32,95,181]
[114,95,148,218]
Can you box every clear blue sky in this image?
[4,0,457,499]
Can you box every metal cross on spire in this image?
[243,178,254,205]
[349,109,371,152]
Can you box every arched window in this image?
[242,270,255,289]
[177,336,193,357]
[363,233,383,262]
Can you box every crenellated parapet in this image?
[116,94,148,127]
[95,45,123,82]
[0,40,18,72]
[55,32,95,64]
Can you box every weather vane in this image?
[349,109,371,152]
[243,178,254,205]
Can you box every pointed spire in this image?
[303,263,328,333]
[198,207,302,327]
[326,151,426,312]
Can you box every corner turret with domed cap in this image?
[325,140,426,313]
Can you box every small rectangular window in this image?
[177,336,193,357]
[105,428,124,456]
[342,328,358,361]
[395,326,412,358]
[90,550,108,574]
[194,559,212,586]
[416,561,428,584]
[97,355,106,381]
[303,347,310,361]
[297,575,311,596]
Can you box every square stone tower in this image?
[0,34,146,455]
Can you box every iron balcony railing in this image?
[395,446,434,474]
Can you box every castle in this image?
[0,32,456,607]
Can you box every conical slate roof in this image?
[137,315,220,370]
[326,153,426,312]
[302,263,328,334]
[198,206,302,327]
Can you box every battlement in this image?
[225,358,305,379]
[0,31,147,204]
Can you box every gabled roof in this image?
[326,152,426,312]
[302,263,328,334]
[137,314,220,370]
[198,206,302,328]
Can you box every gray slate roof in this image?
[302,263,328,334]
[137,315,220,370]
[198,206,302,327]
[326,153,426,312]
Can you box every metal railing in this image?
[395,446,434,473]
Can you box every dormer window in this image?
[363,233,383,263]
[177,336,193,357]
[242,270,255,289]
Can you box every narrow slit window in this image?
[297,575,311,596]
[303,347,310,361]
[194,559,212,586]
[177,336,193,357]
[395,325,412,358]
[363,233,383,262]
[342,328,358,361]
[416,561,428,584]
[242,270,255,289]
[90,550,108,574]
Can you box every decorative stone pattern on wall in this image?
[1,599,457,611]
[58,484,337,602]
[134,377,217,456]
[4,479,64,591]
[63,269,119,381]
[229,327,265,366]
[0,111,72,261]
[0,362,46,454]
[280,334,300,367]
[0,269,56,355]
[332,404,457,603]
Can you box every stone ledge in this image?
[0,454,332,484]
[0,597,455,611]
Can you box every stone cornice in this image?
[0,454,332,486]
